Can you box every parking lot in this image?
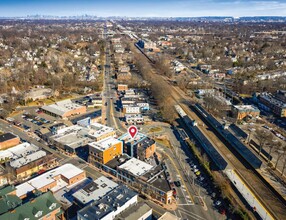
[10,107,57,132]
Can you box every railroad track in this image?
[133,43,286,219]
[168,82,286,220]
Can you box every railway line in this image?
[131,40,286,219]
[169,84,286,219]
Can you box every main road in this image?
[102,26,125,134]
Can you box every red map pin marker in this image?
[128,125,138,139]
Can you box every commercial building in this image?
[119,133,156,160]
[158,212,180,220]
[77,185,137,220]
[7,147,57,179]
[117,84,128,92]
[121,98,136,106]
[0,191,64,220]
[88,137,123,164]
[258,93,286,117]
[125,114,144,125]
[73,176,118,205]
[0,185,22,215]
[117,158,173,204]
[0,142,57,179]
[50,125,92,153]
[136,101,150,111]
[122,105,141,114]
[50,122,115,153]
[275,90,286,102]
[70,110,102,125]
[232,105,260,121]
[16,163,86,199]
[118,158,154,177]
[87,123,116,141]
[0,133,20,150]
[41,99,87,118]
[115,202,152,220]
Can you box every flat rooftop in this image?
[78,185,137,220]
[260,93,286,108]
[89,137,122,152]
[137,136,156,150]
[41,99,84,116]
[141,165,171,193]
[72,176,118,205]
[233,105,260,112]
[16,163,84,197]
[88,123,115,139]
[105,154,130,169]
[0,142,40,161]
[118,132,146,145]
[70,110,101,124]
[115,202,152,220]
[118,158,154,177]
[125,114,143,119]
[0,132,17,142]
[159,212,180,220]
[9,150,47,169]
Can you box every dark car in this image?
[174,181,181,187]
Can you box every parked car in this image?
[215,200,222,206]
[174,181,181,187]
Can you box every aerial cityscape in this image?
[0,1,285,220]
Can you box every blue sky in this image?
[0,0,286,17]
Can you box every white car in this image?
[215,200,221,206]
[194,168,199,173]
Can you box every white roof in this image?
[15,164,84,197]
[89,137,122,152]
[88,123,115,139]
[118,158,154,177]
[125,114,143,119]
[0,142,39,160]
[119,132,146,144]
[41,99,83,116]
[16,182,35,197]
[158,212,180,220]
[10,150,47,168]
[29,175,56,189]
[233,105,259,111]
[72,176,118,204]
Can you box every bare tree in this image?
[274,143,286,170]
[255,129,273,156]
[281,156,286,176]
[267,139,279,164]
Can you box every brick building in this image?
[0,133,20,150]
[258,93,286,117]
[15,164,86,199]
[88,137,123,164]
[41,99,86,118]
[232,105,260,121]
[119,133,156,160]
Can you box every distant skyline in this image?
[0,0,286,17]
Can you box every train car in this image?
[194,104,262,169]
[174,105,228,170]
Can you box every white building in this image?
[77,185,138,220]
[73,176,118,205]
[125,114,144,125]
[123,105,141,114]
[118,158,154,177]
[16,164,85,198]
